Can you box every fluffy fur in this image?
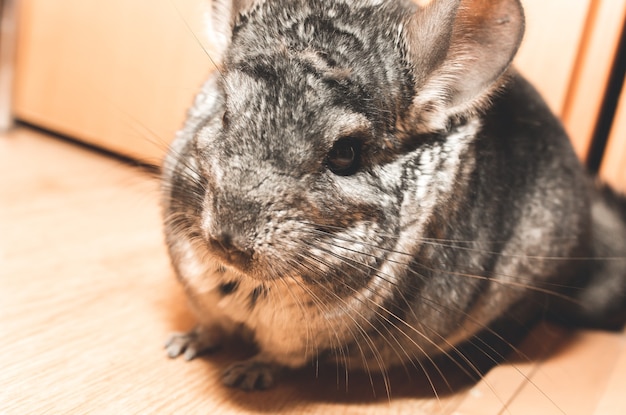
[161,0,626,391]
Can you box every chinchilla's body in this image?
[162,0,626,390]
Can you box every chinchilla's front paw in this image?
[165,326,221,361]
[222,359,280,391]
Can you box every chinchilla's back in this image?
[450,70,626,331]
[565,184,626,329]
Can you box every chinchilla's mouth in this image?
[205,234,256,273]
[211,252,286,282]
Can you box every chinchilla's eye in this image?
[222,110,230,128]
[326,137,361,176]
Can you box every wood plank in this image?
[593,329,626,415]
[452,323,568,415]
[454,324,626,415]
[515,0,592,116]
[562,0,626,161]
[505,330,624,415]
[600,81,626,193]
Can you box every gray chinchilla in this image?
[161,0,626,391]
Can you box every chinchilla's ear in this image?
[404,0,525,131]
[207,0,263,60]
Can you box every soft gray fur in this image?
[161,0,626,391]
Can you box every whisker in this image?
[413,263,584,306]
[279,251,372,391]
[307,226,584,304]
[167,0,225,79]
[306,222,626,262]
[290,240,476,399]
[299,226,570,410]
[291,252,394,398]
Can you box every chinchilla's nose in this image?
[208,230,254,270]
[204,179,267,270]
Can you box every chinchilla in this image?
[161,0,626,391]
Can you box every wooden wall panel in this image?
[515,0,591,116]
[13,0,214,163]
[0,0,18,130]
[600,81,626,193]
[11,0,622,165]
[562,0,626,161]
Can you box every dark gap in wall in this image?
[13,120,162,176]
[587,16,626,172]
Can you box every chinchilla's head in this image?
[192,0,524,316]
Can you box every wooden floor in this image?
[1,126,625,414]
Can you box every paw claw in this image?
[165,328,220,360]
[183,347,199,361]
[222,360,277,391]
